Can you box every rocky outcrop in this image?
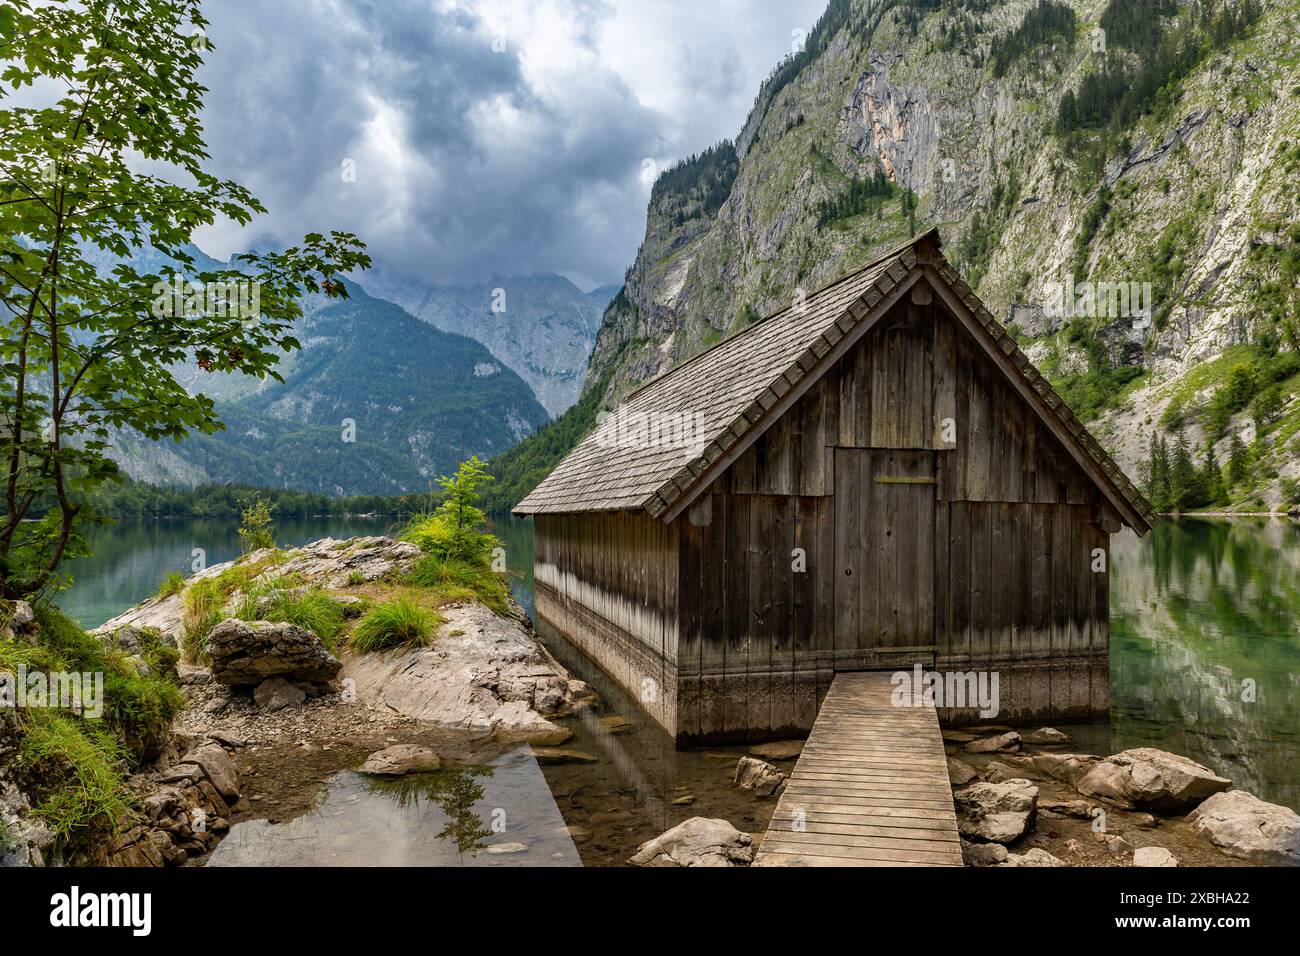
[1075,749,1231,812]
[629,817,754,867]
[733,756,787,797]
[208,619,342,686]
[1188,790,1300,866]
[954,779,1038,843]
[1027,749,1231,812]
[342,603,585,743]
[94,737,241,867]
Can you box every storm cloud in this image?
[191,0,827,290]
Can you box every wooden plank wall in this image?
[676,297,1113,741]
[534,511,680,733]
[538,296,1114,744]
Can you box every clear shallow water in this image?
[60,513,1300,866]
[209,752,583,867]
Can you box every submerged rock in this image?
[630,817,754,867]
[748,740,805,762]
[531,747,597,765]
[360,744,443,776]
[964,732,1021,754]
[954,779,1038,843]
[734,756,787,797]
[208,619,341,686]
[1021,727,1071,746]
[1188,790,1300,865]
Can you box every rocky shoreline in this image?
[625,728,1299,867]
[4,534,1297,869]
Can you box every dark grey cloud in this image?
[193,0,827,289]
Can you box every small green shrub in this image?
[351,599,437,653]
[237,493,276,553]
[155,571,186,598]
[401,457,496,562]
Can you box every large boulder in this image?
[208,619,341,686]
[1133,846,1179,867]
[273,537,421,589]
[734,756,787,797]
[629,817,753,867]
[252,677,307,712]
[1188,790,1300,866]
[1075,749,1231,812]
[954,779,1038,843]
[176,742,241,802]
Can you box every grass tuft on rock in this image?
[350,598,438,652]
[407,555,509,614]
[155,571,186,598]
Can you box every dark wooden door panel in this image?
[836,449,936,654]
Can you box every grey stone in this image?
[734,756,787,797]
[1076,748,1231,812]
[359,744,442,775]
[1003,848,1066,867]
[1188,790,1300,865]
[947,757,980,786]
[964,732,1022,754]
[253,677,307,712]
[1133,846,1179,867]
[177,743,240,801]
[208,619,341,686]
[962,840,1008,866]
[954,779,1038,843]
[630,817,753,867]
[1021,727,1071,745]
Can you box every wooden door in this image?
[834,448,936,659]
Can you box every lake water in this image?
[59,513,1300,864]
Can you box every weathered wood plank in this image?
[754,672,962,867]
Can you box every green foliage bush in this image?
[237,494,277,553]
[351,598,436,653]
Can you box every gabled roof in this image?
[514,228,1156,533]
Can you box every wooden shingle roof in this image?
[514,228,1156,533]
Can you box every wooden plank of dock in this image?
[753,672,963,867]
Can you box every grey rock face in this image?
[733,756,787,797]
[1075,748,1231,812]
[629,817,754,867]
[954,779,1038,843]
[1133,846,1180,867]
[341,603,577,743]
[1188,790,1300,866]
[252,676,307,712]
[208,619,342,686]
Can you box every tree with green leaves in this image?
[1226,431,1251,489]
[0,1,369,598]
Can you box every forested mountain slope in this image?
[492,0,1300,513]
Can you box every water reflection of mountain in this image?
[1110,519,1300,810]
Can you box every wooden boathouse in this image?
[515,229,1155,746]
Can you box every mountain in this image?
[114,282,549,495]
[493,0,1299,512]
[365,273,615,416]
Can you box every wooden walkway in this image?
[753,672,963,867]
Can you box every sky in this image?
[192,0,829,291]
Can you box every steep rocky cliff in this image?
[504,0,1299,512]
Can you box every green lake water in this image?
[61,515,1300,816]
